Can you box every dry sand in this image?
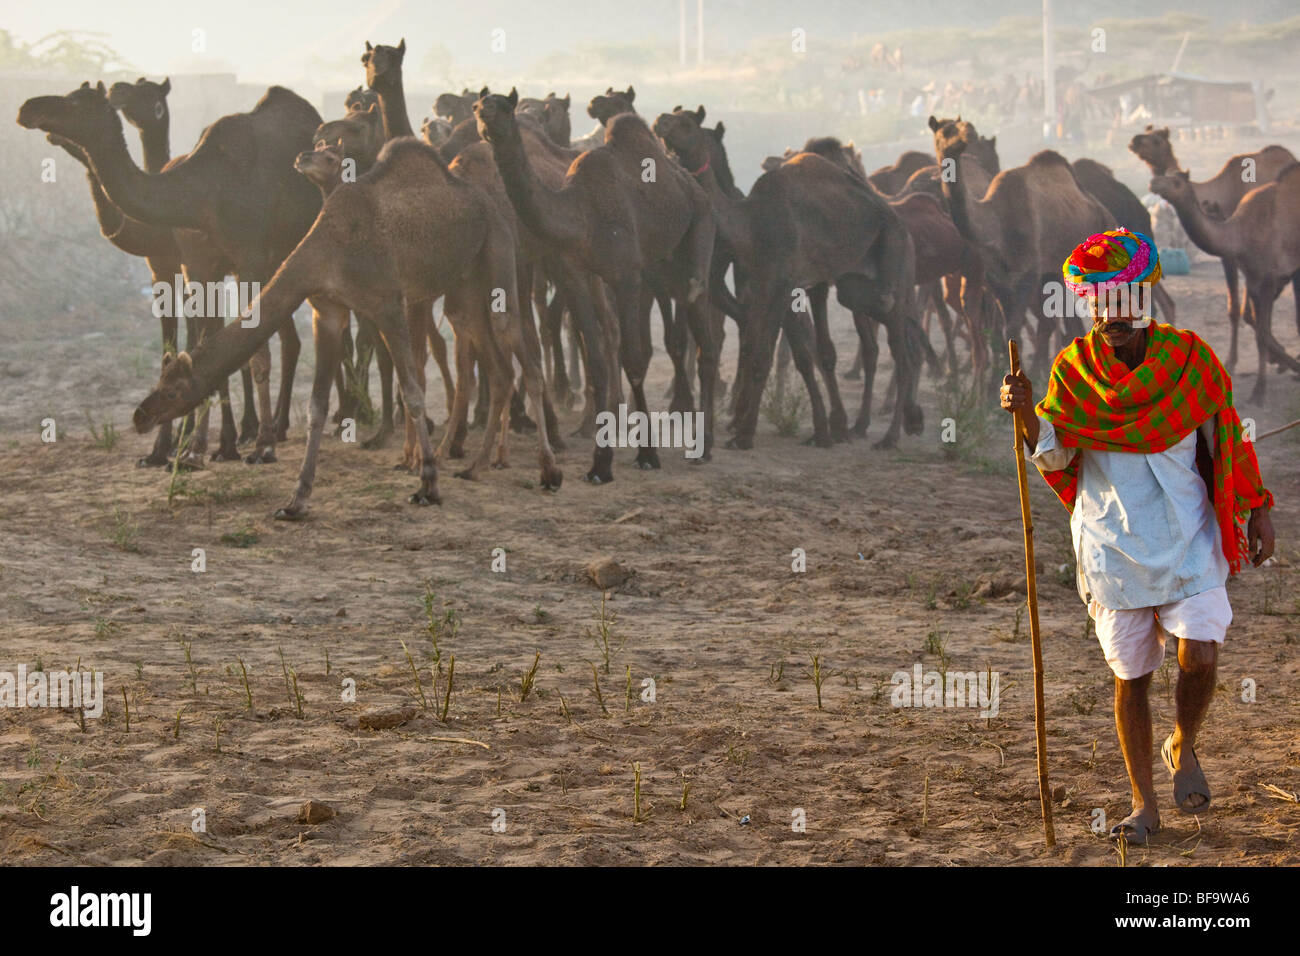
[1,264,1297,866]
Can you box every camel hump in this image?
[254,85,323,126]
[1275,161,1300,186]
[1026,149,1071,170]
[605,112,659,152]
[374,137,452,176]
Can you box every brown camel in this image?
[1151,165,1300,403]
[1069,157,1177,323]
[518,92,572,147]
[434,88,476,125]
[39,78,191,467]
[930,115,1110,375]
[19,82,321,463]
[362,39,459,461]
[867,150,933,194]
[1130,126,1298,367]
[477,89,718,482]
[654,107,924,450]
[136,137,562,517]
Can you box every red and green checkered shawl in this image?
[1035,323,1273,574]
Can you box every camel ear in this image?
[694,105,706,124]
[171,351,193,371]
[1158,127,1170,140]
[398,38,406,55]
[137,76,146,84]
[507,88,519,108]
[715,121,725,138]
[626,85,636,103]
[96,81,106,95]
[989,135,996,147]
[956,114,962,123]
[546,91,555,99]
[80,81,91,90]
[161,77,171,95]
[365,41,373,51]
[478,87,490,100]
[927,115,940,131]
[562,94,570,107]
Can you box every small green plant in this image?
[236,656,253,712]
[106,508,140,553]
[85,412,119,451]
[519,652,541,702]
[220,525,259,548]
[93,617,121,639]
[399,640,428,709]
[761,373,805,438]
[632,762,644,823]
[590,661,608,716]
[422,582,460,669]
[439,654,455,722]
[179,639,199,695]
[590,591,623,674]
[805,654,837,711]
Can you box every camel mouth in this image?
[132,406,157,434]
[16,100,53,130]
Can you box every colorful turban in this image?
[1062,227,1162,298]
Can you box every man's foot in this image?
[1108,807,1160,844]
[1162,734,1211,814]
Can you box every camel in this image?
[362,39,459,460]
[867,150,933,194]
[477,89,718,483]
[421,115,453,149]
[518,92,572,147]
[345,86,379,113]
[135,137,562,517]
[1070,157,1176,322]
[929,115,1110,375]
[654,107,924,450]
[35,78,192,467]
[434,88,476,125]
[19,82,321,463]
[1130,126,1298,368]
[1151,165,1300,403]
[566,86,636,151]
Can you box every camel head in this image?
[652,106,708,165]
[107,76,170,132]
[1149,169,1194,207]
[927,114,975,161]
[421,115,453,149]
[344,85,379,114]
[434,90,475,124]
[134,352,205,434]
[17,81,122,154]
[313,110,381,171]
[362,38,406,91]
[474,88,520,145]
[1128,125,1175,175]
[587,85,635,125]
[525,91,572,146]
[294,143,345,190]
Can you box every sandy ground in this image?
[0,263,1297,867]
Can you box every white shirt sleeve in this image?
[1024,413,1075,472]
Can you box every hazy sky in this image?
[6,0,1292,87]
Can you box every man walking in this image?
[1000,228,1275,842]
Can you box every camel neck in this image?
[375,77,414,141]
[84,119,205,232]
[486,121,582,247]
[940,152,978,245]
[138,121,170,173]
[1165,189,1231,260]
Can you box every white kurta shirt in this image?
[1027,412,1228,610]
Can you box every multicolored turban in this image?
[1062,227,1162,299]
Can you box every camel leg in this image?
[1223,259,1241,371]
[140,308,179,468]
[545,285,572,406]
[398,299,431,472]
[844,343,864,381]
[851,315,880,437]
[238,366,258,446]
[681,289,720,463]
[728,288,785,450]
[274,301,349,520]
[513,274,564,452]
[209,315,241,463]
[1248,276,1300,402]
[428,307,456,417]
[246,338,279,464]
[272,313,300,443]
[809,283,848,442]
[661,291,695,415]
[505,290,563,489]
[436,332,474,463]
[782,309,832,448]
[564,263,614,483]
[566,308,583,391]
[775,328,792,394]
[377,302,440,505]
[333,320,354,429]
[611,277,660,471]
[361,322,396,449]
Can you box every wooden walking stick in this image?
[1008,340,1056,849]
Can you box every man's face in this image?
[1090,294,1145,351]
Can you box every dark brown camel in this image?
[654,107,924,450]
[19,82,321,464]
[867,150,933,194]
[434,88,476,125]
[135,137,562,517]
[477,89,718,483]
[518,92,572,147]
[930,115,1110,376]
[1130,126,1298,368]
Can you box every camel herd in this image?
[15,39,1300,517]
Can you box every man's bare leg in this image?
[1169,638,1217,811]
[1113,672,1161,837]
